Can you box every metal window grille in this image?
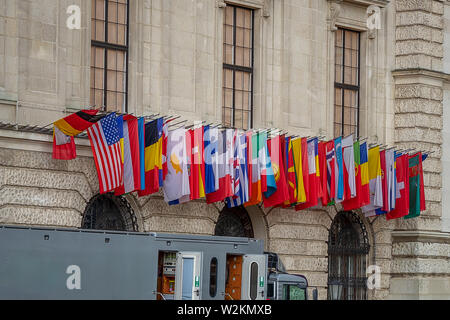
[327,211,370,300]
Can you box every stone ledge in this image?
[392,230,450,243]
[392,68,450,82]
[0,128,92,156]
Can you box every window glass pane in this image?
[235,47,244,66]
[95,21,105,41]
[107,70,117,91]
[108,1,118,23]
[118,24,126,46]
[108,22,118,43]
[118,3,127,24]
[267,283,274,298]
[236,8,245,27]
[249,262,258,300]
[225,6,234,25]
[243,48,251,68]
[117,51,125,71]
[244,9,252,29]
[95,0,105,20]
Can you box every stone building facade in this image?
[0,0,449,299]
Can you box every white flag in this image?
[342,135,356,198]
[163,128,190,204]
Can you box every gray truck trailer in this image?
[0,225,316,300]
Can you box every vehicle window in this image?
[282,284,306,300]
[249,262,258,300]
[209,257,218,297]
[267,283,274,298]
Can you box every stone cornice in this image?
[392,68,450,82]
[0,128,92,157]
[328,0,389,8]
[392,230,450,244]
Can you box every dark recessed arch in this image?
[214,206,254,238]
[82,193,138,232]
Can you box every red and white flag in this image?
[87,113,123,194]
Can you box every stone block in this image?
[143,215,215,235]
[392,241,450,258]
[391,257,450,274]
[269,223,328,242]
[0,166,93,202]
[0,205,82,227]
[278,254,328,272]
[396,40,443,58]
[266,207,332,228]
[0,185,86,215]
[268,238,328,256]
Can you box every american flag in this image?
[87,113,123,194]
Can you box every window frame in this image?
[91,0,129,112]
[334,28,361,138]
[222,4,255,130]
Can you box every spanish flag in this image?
[283,137,298,207]
[54,110,101,136]
[291,137,307,204]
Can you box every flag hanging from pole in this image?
[114,115,141,195]
[386,153,409,220]
[263,135,289,207]
[342,140,362,211]
[138,118,164,197]
[362,146,383,217]
[164,127,190,204]
[87,113,123,194]
[334,137,344,202]
[52,126,76,160]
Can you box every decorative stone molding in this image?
[263,0,271,18]
[328,0,343,32]
[343,0,389,7]
[391,230,450,244]
[216,1,226,8]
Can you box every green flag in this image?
[404,154,421,219]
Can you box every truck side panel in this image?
[0,227,157,299]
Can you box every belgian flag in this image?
[137,118,164,197]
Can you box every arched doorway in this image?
[327,211,370,300]
[82,193,139,232]
[214,206,254,238]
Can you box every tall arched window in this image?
[327,211,370,300]
[82,193,138,231]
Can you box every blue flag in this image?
[334,136,344,201]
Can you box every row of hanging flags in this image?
[52,109,429,220]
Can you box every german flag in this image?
[54,110,101,136]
